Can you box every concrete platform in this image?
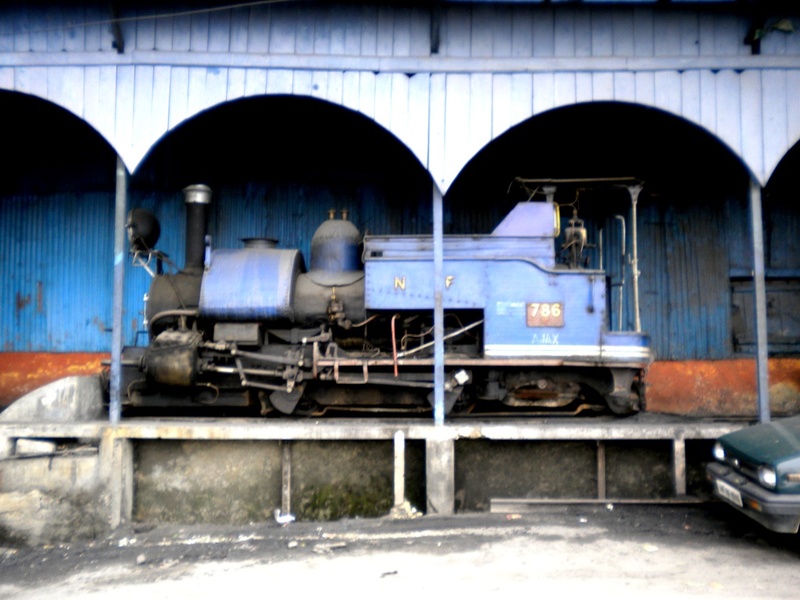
[0,413,747,541]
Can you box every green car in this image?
[706,414,800,533]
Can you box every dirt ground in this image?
[1,504,799,599]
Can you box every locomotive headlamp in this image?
[757,465,777,489]
[126,208,161,252]
[712,442,726,462]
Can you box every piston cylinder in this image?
[145,329,203,387]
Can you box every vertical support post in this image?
[628,185,642,333]
[432,183,445,425]
[281,441,292,517]
[749,179,770,423]
[0,436,16,459]
[393,431,406,508]
[673,435,687,497]
[614,215,626,331]
[101,429,134,529]
[110,156,129,424]
[425,435,454,515]
[596,441,606,501]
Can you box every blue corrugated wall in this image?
[0,176,434,353]
[3,185,799,359]
[1,192,114,351]
[637,200,740,360]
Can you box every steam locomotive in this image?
[120,184,652,416]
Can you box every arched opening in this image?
[130,95,433,267]
[765,141,800,299]
[0,90,118,405]
[120,95,439,415]
[447,102,781,416]
[750,142,800,415]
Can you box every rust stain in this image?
[647,359,800,417]
[91,316,108,333]
[2,353,800,418]
[0,352,108,407]
[15,291,31,312]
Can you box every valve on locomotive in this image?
[561,208,589,269]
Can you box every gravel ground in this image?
[1,504,799,599]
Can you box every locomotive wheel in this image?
[268,384,306,415]
[604,392,640,416]
[604,370,644,416]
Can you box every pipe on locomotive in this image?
[138,186,211,334]
[182,184,212,273]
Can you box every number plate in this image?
[527,302,564,327]
[715,479,743,507]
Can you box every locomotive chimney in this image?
[182,184,212,273]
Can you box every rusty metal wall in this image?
[647,359,800,417]
[0,352,106,406]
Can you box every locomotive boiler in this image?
[121,184,652,416]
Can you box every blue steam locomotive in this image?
[122,183,652,416]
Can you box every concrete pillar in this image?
[281,441,292,517]
[425,436,455,515]
[0,436,15,459]
[100,429,134,529]
[673,436,687,497]
[393,430,406,508]
[596,441,606,500]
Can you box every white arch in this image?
[3,66,798,190]
[427,69,796,190]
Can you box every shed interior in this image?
[2,90,800,414]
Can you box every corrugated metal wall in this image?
[4,180,785,361]
[130,179,435,273]
[767,199,800,273]
[1,192,114,351]
[638,201,735,360]
[0,182,433,352]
